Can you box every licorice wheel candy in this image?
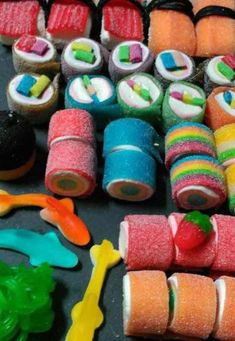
[123,271,169,338]
[214,124,235,167]
[119,215,174,270]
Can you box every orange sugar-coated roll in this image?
[148,9,196,56]
[194,0,235,57]
[123,271,169,338]
[213,276,235,340]
[205,86,235,131]
[168,273,217,339]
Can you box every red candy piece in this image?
[47,0,90,36]
[222,55,235,70]
[15,35,37,52]
[0,1,40,37]
[175,220,208,250]
[103,0,143,40]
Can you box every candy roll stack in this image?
[168,273,217,339]
[45,109,97,197]
[165,122,216,169]
[225,164,235,214]
[162,81,206,133]
[119,215,174,270]
[214,124,235,167]
[123,271,169,338]
[170,155,227,210]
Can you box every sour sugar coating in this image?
[214,124,235,167]
[170,155,227,210]
[211,214,235,272]
[165,122,216,169]
[193,0,235,57]
[225,164,235,213]
[168,273,217,339]
[168,212,216,269]
[123,271,169,338]
[213,276,235,340]
[205,87,235,131]
[119,215,174,270]
[148,0,196,56]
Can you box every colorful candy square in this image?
[16,74,37,97]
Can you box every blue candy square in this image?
[16,74,37,97]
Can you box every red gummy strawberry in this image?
[15,35,37,52]
[174,211,213,251]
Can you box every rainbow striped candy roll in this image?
[168,273,217,339]
[108,41,154,84]
[117,72,164,128]
[162,81,206,133]
[165,122,216,169]
[225,164,235,214]
[170,155,227,210]
[214,123,235,167]
[123,271,169,338]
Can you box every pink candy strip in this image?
[222,55,235,70]
[126,79,135,88]
[31,39,49,56]
[170,91,183,100]
[130,44,142,63]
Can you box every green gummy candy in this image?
[83,75,91,87]
[169,288,175,312]
[119,45,130,63]
[74,50,95,64]
[191,97,205,107]
[218,62,235,81]
[140,88,151,101]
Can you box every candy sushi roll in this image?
[117,73,164,127]
[168,212,216,269]
[168,273,217,339]
[108,41,154,84]
[0,111,36,181]
[46,0,95,49]
[225,164,235,214]
[99,0,144,50]
[7,73,59,125]
[213,276,235,340]
[214,124,235,167]
[61,38,109,82]
[123,271,169,338]
[119,215,174,270]
[12,35,59,76]
[193,0,235,57]
[211,215,235,272]
[165,122,216,169]
[148,0,196,56]
[162,81,206,132]
[0,0,45,46]
[205,87,235,131]
[170,155,227,210]
[103,150,156,201]
[65,75,120,129]
[204,55,235,95]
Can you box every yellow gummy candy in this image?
[231,100,235,109]
[30,75,51,98]
[183,92,193,104]
[71,42,92,52]
[133,83,141,94]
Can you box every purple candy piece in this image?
[31,39,49,56]
[171,91,183,100]
[130,44,142,63]
[126,79,135,88]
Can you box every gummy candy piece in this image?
[30,75,51,98]
[31,40,49,56]
[73,50,95,64]
[15,35,37,52]
[71,42,92,52]
[16,75,36,97]
[119,45,130,62]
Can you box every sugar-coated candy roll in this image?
[193,0,235,57]
[204,55,235,95]
[154,50,199,90]
[225,164,235,213]
[168,212,216,269]
[65,75,120,129]
[119,215,174,270]
[170,155,227,210]
[205,87,235,131]
[162,81,206,132]
[165,122,216,169]
[61,38,109,82]
[123,271,169,337]
[12,35,59,76]
[108,41,154,84]
[117,73,164,127]
[214,124,235,167]
[148,0,196,56]
[0,111,36,181]
[100,0,144,50]
[7,73,59,125]
[213,276,235,340]
[211,215,235,272]
[103,150,156,201]
[168,273,217,339]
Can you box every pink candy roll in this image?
[119,215,174,270]
[168,213,216,269]
[48,109,96,147]
[211,214,235,272]
[45,139,97,197]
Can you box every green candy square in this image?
[119,45,130,63]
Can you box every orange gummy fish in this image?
[0,190,91,246]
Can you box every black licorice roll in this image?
[0,111,36,180]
